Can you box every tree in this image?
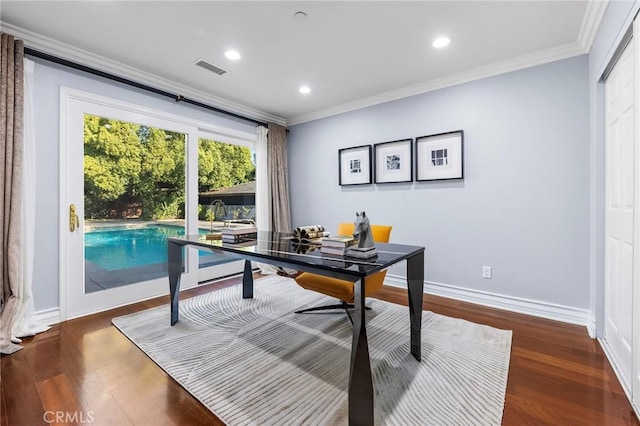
[83,115,142,216]
[137,126,185,219]
[198,139,255,192]
[83,115,256,220]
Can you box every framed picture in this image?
[373,138,413,184]
[415,130,464,181]
[338,145,372,185]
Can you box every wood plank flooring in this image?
[2,274,638,425]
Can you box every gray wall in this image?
[32,59,257,311]
[588,1,638,336]
[288,55,590,309]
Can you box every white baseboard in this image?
[587,314,597,338]
[384,274,590,328]
[35,307,61,326]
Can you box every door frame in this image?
[59,87,257,320]
[633,16,640,418]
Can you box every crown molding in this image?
[3,22,286,126]
[287,41,587,126]
[289,2,605,126]
[578,0,609,51]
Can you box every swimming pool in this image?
[85,224,206,271]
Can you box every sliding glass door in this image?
[83,114,190,292]
[196,136,256,281]
[61,88,255,319]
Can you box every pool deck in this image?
[85,255,232,293]
[85,219,223,232]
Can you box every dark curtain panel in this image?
[267,123,292,233]
[0,33,24,354]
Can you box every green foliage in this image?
[83,116,142,203]
[198,139,255,192]
[153,201,181,220]
[198,204,215,221]
[83,115,256,219]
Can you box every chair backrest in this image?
[336,222,392,243]
[370,225,392,243]
[336,222,355,237]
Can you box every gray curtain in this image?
[267,123,292,233]
[0,33,24,354]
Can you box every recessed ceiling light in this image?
[299,85,311,94]
[432,36,451,49]
[225,50,241,60]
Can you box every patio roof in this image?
[199,181,255,196]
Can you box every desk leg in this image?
[349,277,374,426]
[242,260,253,298]
[407,251,425,361]
[168,241,183,326]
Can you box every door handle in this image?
[69,204,80,232]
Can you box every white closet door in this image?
[604,36,635,394]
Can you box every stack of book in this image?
[345,246,378,259]
[320,235,356,256]
[221,225,258,244]
[291,225,329,244]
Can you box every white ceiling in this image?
[1,1,605,125]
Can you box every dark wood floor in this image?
[2,274,638,425]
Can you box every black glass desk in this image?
[167,231,425,426]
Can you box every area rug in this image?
[112,275,512,425]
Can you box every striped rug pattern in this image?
[112,275,512,425]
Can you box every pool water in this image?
[85,225,206,271]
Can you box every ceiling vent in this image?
[195,59,228,76]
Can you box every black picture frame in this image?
[415,130,464,181]
[338,145,372,185]
[374,138,413,184]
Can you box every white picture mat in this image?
[340,146,371,185]
[417,133,462,180]
[375,140,412,183]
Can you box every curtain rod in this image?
[24,47,268,128]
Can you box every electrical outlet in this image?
[482,266,492,279]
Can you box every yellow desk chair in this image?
[294,222,392,323]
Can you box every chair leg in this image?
[342,300,354,325]
[295,304,346,314]
[295,301,372,325]
[343,304,372,311]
